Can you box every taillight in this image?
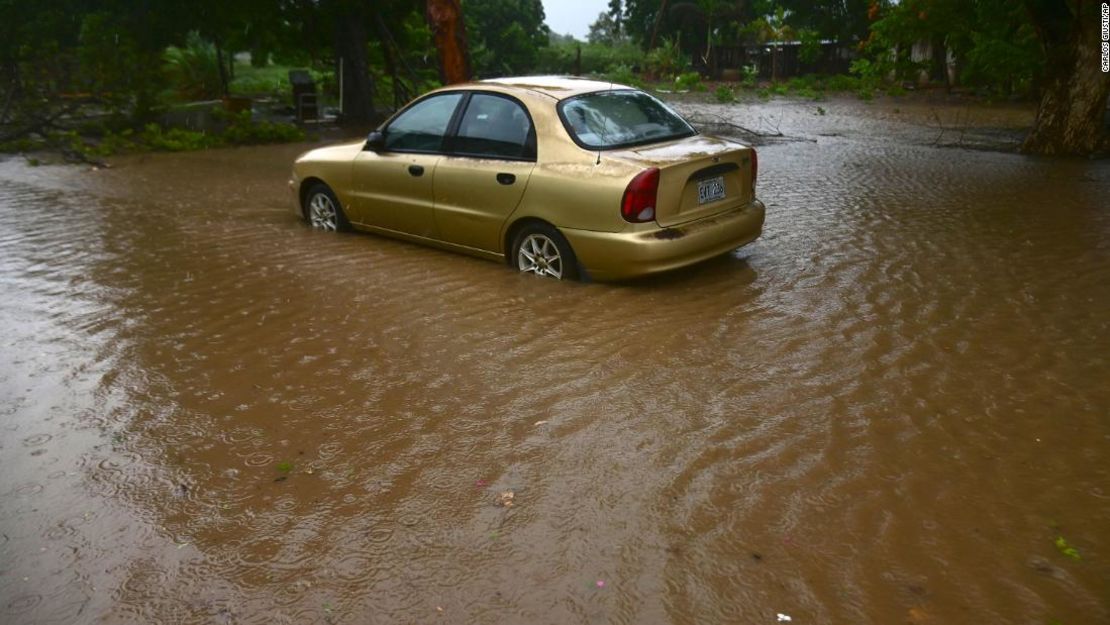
[750,148,758,191]
[621,167,659,223]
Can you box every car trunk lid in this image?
[609,135,755,228]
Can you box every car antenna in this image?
[597,80,613,166]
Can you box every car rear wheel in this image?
[305,184,350,232]
[512,224,578,280]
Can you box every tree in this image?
[427,0,471,83]
[749,6,795,81]
[588,11,623,45]
[1020,0,1109,155]
[777,0,872,43]
[464,0,548,77]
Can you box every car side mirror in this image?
[364,130,385,152]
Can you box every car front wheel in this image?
[305,184,350,232]
[512,224,578,280]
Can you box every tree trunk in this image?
[425,0,470,84]
[1021,0,1110,156]
[335,15,376,124]
[215,41,230,97]
[929,35,946,85]
[649,0,670,50]
[374,15,404,108]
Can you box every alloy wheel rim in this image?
[309,193,338,231]
[517,234,563,279]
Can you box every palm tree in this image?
[750,6,795,82]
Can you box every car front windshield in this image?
[558,90,696,150]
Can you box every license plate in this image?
[697,176,726,204]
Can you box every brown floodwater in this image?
[1,97,1108,625]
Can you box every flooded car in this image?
[290,76,765,280]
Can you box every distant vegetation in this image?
[0,0,1104,157]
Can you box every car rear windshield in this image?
[558,90,696,150]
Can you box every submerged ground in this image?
[1,95,1108,624]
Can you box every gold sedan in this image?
[289,76,765,281]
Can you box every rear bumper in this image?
[561,200,765,281]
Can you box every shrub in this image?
[824,74,859,92]
[163,32,223,99]
[220,111,305,145]
[674,71,706,92]
[795,87,820,100]
[535,41,642,76]
[601,64,645,89]
[798,29,822,64]
[714,85,735,103]
[740,64,758,88]
[645,37,689,79]
[141,124,220,151]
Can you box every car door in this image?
[349,92,464,238]
[433,93,536,253]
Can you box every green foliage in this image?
[645,37,689,79]
[164,32,223,100]
[601,64,646,89]
[960,1,1042,95]
[78,12,166,115]
[824,74,861,92]
[740,64,759,89]
[220,111,305,145]
[714,85,736,103]
[774,0,872,43]
[862,0,1041,95]
[797,29,822,64]
[794,87,820,100]
[465,0,550,77]
[141,124,221,151]
[848,58,883,93]
[587,10,625,45]
[535,40,643,76]
[675,71,706,92]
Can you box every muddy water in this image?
[1,98,1108,625]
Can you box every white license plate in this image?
[697,176,726,204]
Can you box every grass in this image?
[230,61,332,97]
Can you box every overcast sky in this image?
[541,0,610,40]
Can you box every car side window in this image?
[384,93,463,153]
[452,94,535,160]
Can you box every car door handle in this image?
[496,173,516,185]
[408,164,425,177]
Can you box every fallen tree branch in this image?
[684,112,782,137]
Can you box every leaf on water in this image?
[276,461,294,473]
[1054,536,1081,560]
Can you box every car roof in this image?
[474,75,636,100]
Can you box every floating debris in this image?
[498,491,515,508]
[1054,536,1081,560]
